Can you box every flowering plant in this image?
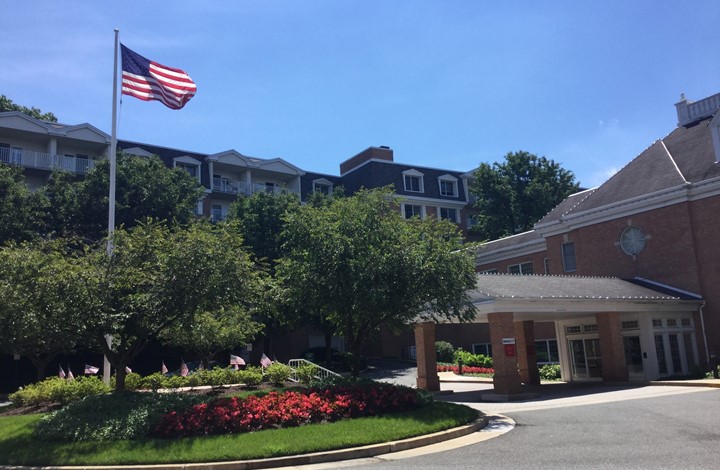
[153,382,424,438]
[437,364,494,376]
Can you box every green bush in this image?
[9,377,111,407]
[295,363,319,385]
[34,391,206,441]
[236,367,263,387]
[163,374,188,389]
[264,363,292,386]
[538,364,562,381]
[435,341,455,363]
[453,349,493,368]
[140,372,167,391]
[121,372,143,391]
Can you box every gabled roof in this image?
[0,111,110,144]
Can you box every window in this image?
[535,339,559,364]
[312,178,333,196]
[176,162,198,178]
[402,169,424,193]
[439,207,458,223]
[211,204,228,222]
[565,325,582,335]
[621,320,639,330]
[619,226,647,255]
[404,175,421,192]
[508,261,533,275]
[562,242,576,272]
[583,324,598,333]
[544,258,550,274]
[437,174,459,197]
[265,182,276,193]
[403,204,423,219]
[480,268,498,274]
[472,343,492,357]
[467,216,477,229]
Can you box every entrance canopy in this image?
[465,274,702,321]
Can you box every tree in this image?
[0,95,58,122]
[161,309,263,370]
[0,239,86,380]
[77,221,264,391]
[0,165,48,245]
[470,151,580,240]
[277,188,478,376]
[71,152,205,240]
[227,191,301,357]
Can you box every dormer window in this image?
[438,174,458,197]
[173,156,201,183]
[402,169,424,193]
[312,178,333,196]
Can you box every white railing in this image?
[212,177,248,195]
[287,358,341,383]
[0,147,97,174]
[686,93,720,122]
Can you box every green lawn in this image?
[0,402,479,466]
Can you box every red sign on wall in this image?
[502,338,516,357]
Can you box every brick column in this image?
[596,312,628,382]
[414,322,440,391]
[514,320,540,385]
[488,312,522,395]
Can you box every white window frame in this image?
[535,339,559,364]
[312,178,333,196]
[402,203,424,219]
[438,207,459,223]
[562,242,577,272]
[402,169,425,193]
[508,261,533,275]
[472,343,493,357]
[173,156,202,183]
[438,174,458,197]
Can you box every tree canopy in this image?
[75,221,265,391]
[0,95,58,122]
[277,188,478,375]
[0,165,48,245]
[470,150,580,240]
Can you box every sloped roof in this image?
[470,274,688,301]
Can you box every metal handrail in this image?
[287,358,341,383]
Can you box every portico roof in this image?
[465,274,703,321]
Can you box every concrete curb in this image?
[0,418,490,470]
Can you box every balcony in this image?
[212,177,299,196]
[0,147,97,174]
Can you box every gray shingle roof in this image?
[471,274,690,301]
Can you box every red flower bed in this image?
[152,383,422,438]
[437,365,494,375]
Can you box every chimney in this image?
[340,146,393,175]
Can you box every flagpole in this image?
[103,28,120,386]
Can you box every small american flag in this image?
[260,353,272,368]
[67,368,75,381]
[161,361,168,375]
[125,366,132,374]
[180,360,189,377]
[58,364,66,379]
[121,44,197,110]
[84,364,99,375]
[230,354,245,367]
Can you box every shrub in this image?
[264,362,292,386]
[437,364,494,376]
[539,364,562,381]
[34,391,205,441]
[453,349,493,368]
[435,341,455,363]
[140,372,167,391]
[9,377,111,407]
[121,372,143,391]
[295,363,319,385]
[237,367,263,387]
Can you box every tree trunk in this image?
[114,364,126,392]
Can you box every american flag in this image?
[260,353,272,368]
[85,364,99,375]
[230,354,245,370]
[58,364,66,379]
[125,366,132,374]
[180,360,189,377]
[67,368,75,381]
[161,361,168,375]
[120,44,196,110]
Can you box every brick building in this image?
[413,92,720,391]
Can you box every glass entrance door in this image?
[623,336,645,380]
[569,339,603,380]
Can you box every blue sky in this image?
[2,1,718,187]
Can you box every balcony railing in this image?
[212,177,299,196]
[0,147,97,174]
